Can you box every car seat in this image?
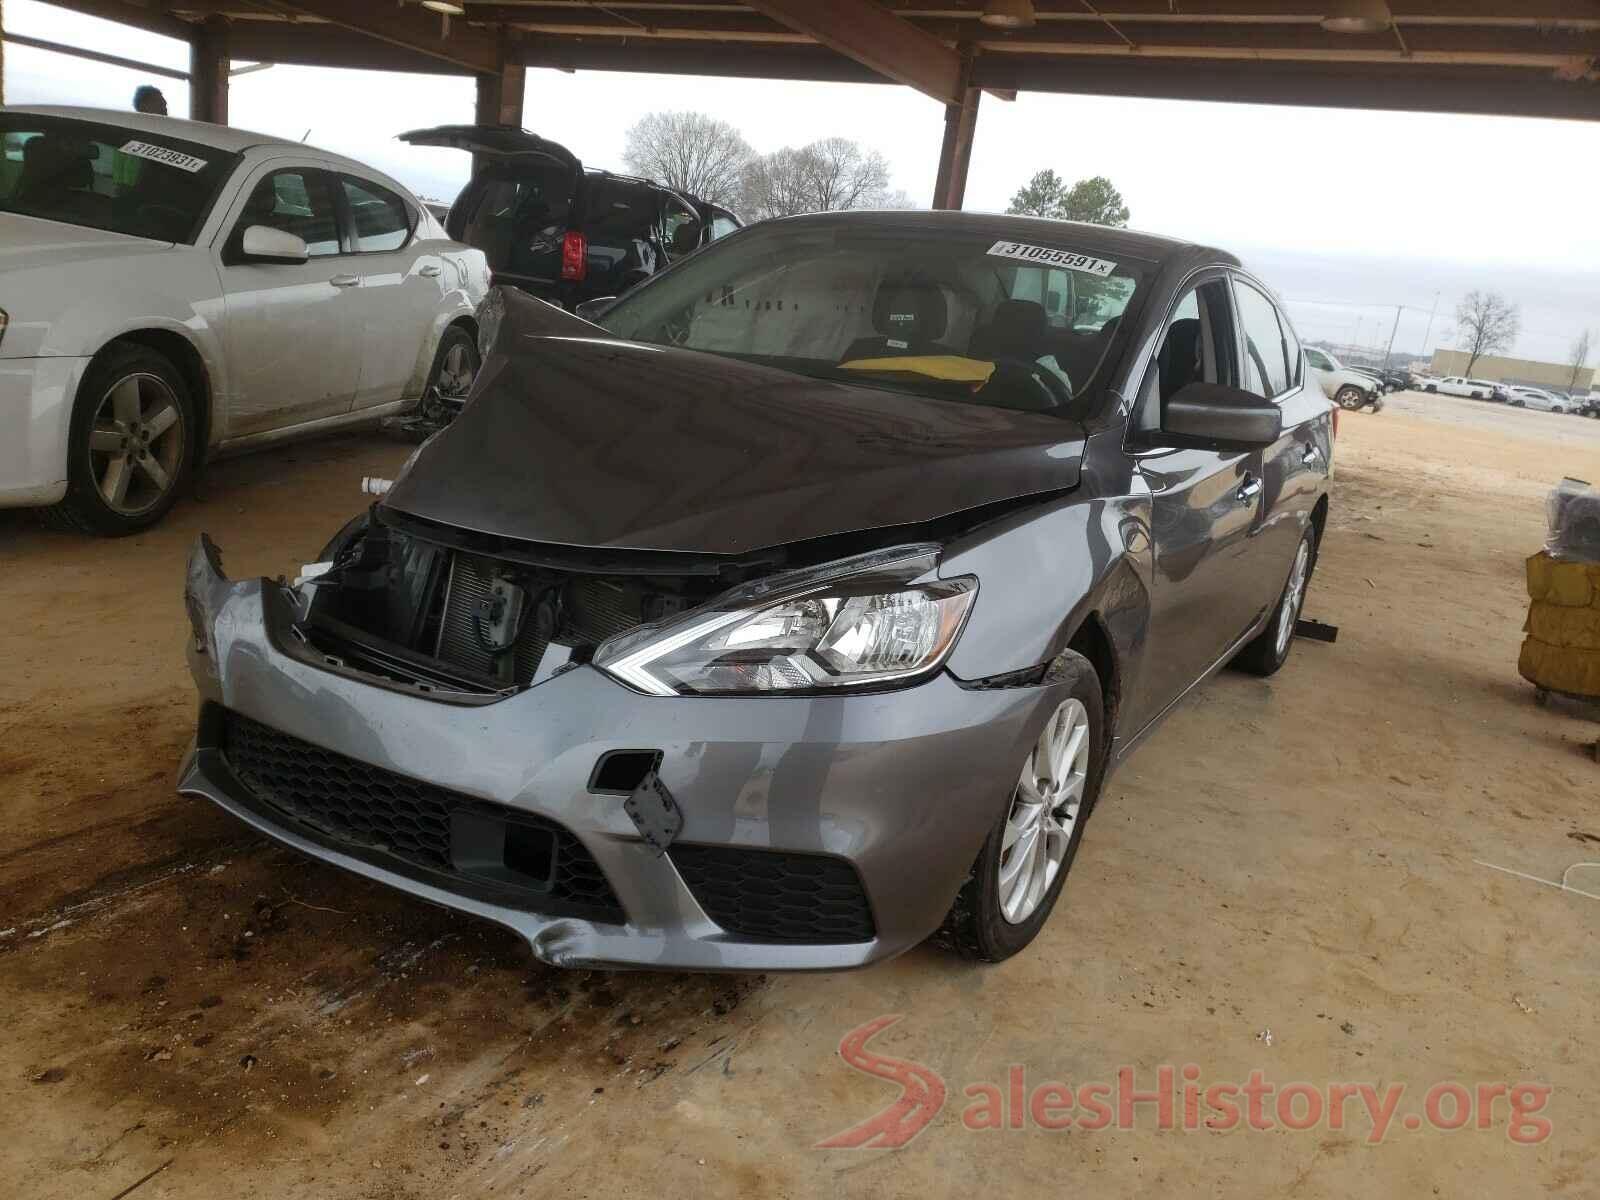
[840,277,959,361]
[968,299,1048,362]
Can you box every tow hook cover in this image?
[624,771,682,856]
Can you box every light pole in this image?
[1419,290,1441,368]
[1381,305,1402,371]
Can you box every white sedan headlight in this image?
[596,545,976,697]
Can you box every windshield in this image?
[0,115,239,243]
[596,222,1146,414]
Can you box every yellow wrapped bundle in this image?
[1520,552,1600,697]
[1525,553,1600,608]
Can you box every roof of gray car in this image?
[762,208,1240,269]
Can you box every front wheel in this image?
[934,652,1105,962]
[1233,527,1317,677]
[46,344,196,536]
[1335,386,1366,411]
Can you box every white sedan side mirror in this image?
[240,224,309,264]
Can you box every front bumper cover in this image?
[178,541,1070,971]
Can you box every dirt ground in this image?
[2,393,1597,1199]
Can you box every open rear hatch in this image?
[398,124,585,291]
[397,124,583,172]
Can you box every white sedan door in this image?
[214,164,361,437]
[335,172,446,411]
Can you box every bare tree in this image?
[739,137,895,219]
[622,111,753,207]
[1569,328,1595,391]
[1452,290,1521,376]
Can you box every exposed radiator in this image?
[433,554,643,685]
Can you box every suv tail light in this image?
[560,231,587,282]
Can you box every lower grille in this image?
[669,845,875,944]
[219,710,623,919]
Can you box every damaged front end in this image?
[269,504,986,707]
[277,507,761,704]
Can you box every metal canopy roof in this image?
[44,1,1600,121]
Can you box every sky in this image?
[4,0,1598,364]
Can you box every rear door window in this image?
[340,175,412,252]
[661,193,701,259]
[581,176,659,289]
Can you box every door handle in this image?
[1301,442,1322,464]
[1236,475,1262,504]
[330,274,360,288]
[418,264,441,278]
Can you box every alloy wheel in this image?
[87,372,185,516]
[1275,539,1312,658]
[998,698,1091,924]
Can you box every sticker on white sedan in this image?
[986,240,1117,276]
[119,140,208,173]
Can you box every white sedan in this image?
[0,106,490,534]
[1505,386,1571,414]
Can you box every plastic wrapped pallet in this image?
[1545,477,1600,562]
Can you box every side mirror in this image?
[1161,381,1282,449]
[573,296,617,324]
[239,224,308,264]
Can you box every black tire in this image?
[45,344,196,536]
[1233,526,1318,677]
[1335,386,1366,411]
[933,651,1106,963]
[1425,384,1437,393]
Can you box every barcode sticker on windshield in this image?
[986,240,1117,276]
[120,140,208,173]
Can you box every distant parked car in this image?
[0,105,490,534]
[1305,346,1383,410]
[399,124,742,310]
[1427,375,1504,401]
[1505,386,1572,413]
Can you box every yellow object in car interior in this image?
[1520,552,1600,698]
[838,356,997,385]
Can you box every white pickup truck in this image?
[1304,346,1384,410]
[1425,376,1505,401]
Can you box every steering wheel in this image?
[979,357,1074,411]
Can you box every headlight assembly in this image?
[595,545,976,697]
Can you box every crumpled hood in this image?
[383,306,1085,556]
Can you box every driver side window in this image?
[236,169,340,257]
[1136,279,1238,433]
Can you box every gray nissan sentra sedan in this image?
[179,211,1332,971]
